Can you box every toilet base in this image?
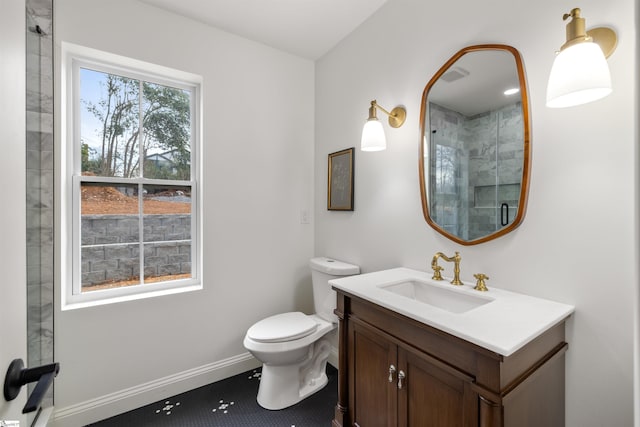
[256,337,332,410]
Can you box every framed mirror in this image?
[419,44,530,245]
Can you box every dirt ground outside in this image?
[81,184,191,215]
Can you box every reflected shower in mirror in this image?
[419,45,530,245]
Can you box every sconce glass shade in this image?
[361,119,386,151]
[546,41,612,108]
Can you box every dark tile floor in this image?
[87,365,337,426]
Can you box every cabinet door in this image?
[350,321,398,427]
[398,345,478,427]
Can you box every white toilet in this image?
[243,256,360,410]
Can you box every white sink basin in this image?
[378,280,492,313]
[330,267,575,356]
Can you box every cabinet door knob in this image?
[388,364,396,382]
[398,370,406,389]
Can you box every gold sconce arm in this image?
[559,7,617,57]
[368,100,406,128]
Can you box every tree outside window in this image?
[74,64,198,296]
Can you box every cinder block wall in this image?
[81,214,191,286]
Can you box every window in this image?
[61,43,202,308]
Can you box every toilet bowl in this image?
[243,257,359,410]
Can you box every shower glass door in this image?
[26,0,55,410]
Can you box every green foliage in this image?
[81,142,103,174]
[82,70,191,179]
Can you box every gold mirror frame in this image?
[419,44,531,245]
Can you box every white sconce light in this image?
[360,100,406,151]
[546,7,618,108]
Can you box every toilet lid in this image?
[247,312,318,343]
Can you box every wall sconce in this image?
[546,7,618,108]
[360,100,406,151]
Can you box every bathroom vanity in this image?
[330,268,574,427]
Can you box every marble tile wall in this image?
[428,102,523,241]
[466,103,523,240]
[428,103,470,238]
[26,0,54,407]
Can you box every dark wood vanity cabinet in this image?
[333,291,569,427]
[349,320,477,427]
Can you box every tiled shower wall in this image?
[428,102,523,241]
[427,103,470,238]
[26,0,54,406]
[466,102,523,240]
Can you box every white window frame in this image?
[60,42,203,309]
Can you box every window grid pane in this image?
[79,181,194,292]
[143,185,193,283]
[142,82,192,181]
[80,182,141,292]
[69,48,200,304]
[80,68,141,178]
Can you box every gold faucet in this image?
[431,251,463,285]
[473,273,489,292]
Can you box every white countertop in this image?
[330,267,575,357]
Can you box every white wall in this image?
[315,0,637,426]
[54,0,314,423]
[0,0,28,423]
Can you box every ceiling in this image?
[138,0,389,60]
[428,50,522,117]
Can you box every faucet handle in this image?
[431,265,444,281]
[473,273,489,292]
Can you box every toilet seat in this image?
[247,312,318,343]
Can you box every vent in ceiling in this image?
[441,67,470,83]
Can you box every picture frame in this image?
[327,147,354,211]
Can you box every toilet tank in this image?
[309,257,360,322]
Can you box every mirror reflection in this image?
[419,45,530,245]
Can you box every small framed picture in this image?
[327,147,354,211]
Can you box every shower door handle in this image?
[3,358,60,413]
[500,203,509,226]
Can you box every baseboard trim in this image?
[50,352,261,427]
[33,406,54,427]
